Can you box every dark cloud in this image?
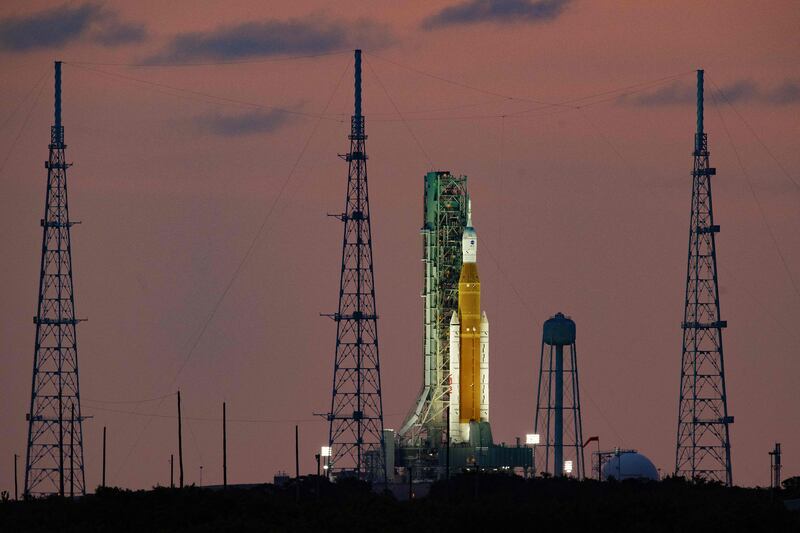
[196,109,292,137]
[0,3,99,51]
[624,79,800,106]
[764,80,800,105]
[717,80,758,102]
[422,0,571,29]
[90,18,147,47]
[147,16,391,64]
[624,80,695,105]
[0,2,146,52]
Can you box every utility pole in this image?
[295,425,300,502]
[770,443,781,490]
[315,453,321,501]
[295,425,300,480]
[102,426,106,488]
[223,402,227,488]
[14,454,18,500]
[170,454,174,488]
[177,391,184,488]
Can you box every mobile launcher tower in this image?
[396,172,531,479]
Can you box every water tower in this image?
[534,312,585,478]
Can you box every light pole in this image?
[320,446,332,480]
[526,433,540,478]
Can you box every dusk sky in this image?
[1,0,798,493]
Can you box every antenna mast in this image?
[675,69,733,486]
[325,50,386,481]
[24,61,87,497]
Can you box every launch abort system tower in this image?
[534,312,584,478]
[400,171,469,448]
[24,62,87,498]
[675,69,733,486]
[325,50,386,481]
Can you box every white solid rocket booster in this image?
[448,311,461,444]
[480,310,489,423]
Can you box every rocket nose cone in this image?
[450,311,459,324]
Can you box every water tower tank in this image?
[542,312,576,346]
[602,451,659,481]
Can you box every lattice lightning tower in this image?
[325,50,386,481]
[675,69,733,486]
[24,61,87,498]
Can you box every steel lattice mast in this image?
[325,50,386,481]
[24,61,86,498]
[675,69,733,486]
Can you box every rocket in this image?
[449,200,489,444]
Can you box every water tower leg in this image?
[554,344,563,476]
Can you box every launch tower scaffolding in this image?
[400,172,468,449]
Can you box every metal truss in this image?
[400,172,468,448]
[24,62,86,498]
[675,70,733,486]
[326,50,386,482]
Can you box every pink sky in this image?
[0,0,798,492]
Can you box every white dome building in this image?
[601,450,659,481]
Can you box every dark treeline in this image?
[1,474,799,532]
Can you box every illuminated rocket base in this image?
[448,203,490,445]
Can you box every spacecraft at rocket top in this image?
[448,200,489,444]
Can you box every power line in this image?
[0,72,49,179]
[709,90,800,301]
[369,52,693,117]
[719,264,800,345]
[364,56,434,168]
[67,62,344,122]
[368,51,573,108]
[84,404,405,424]
[0,68,49,133]
[111,58,352,478]
[708,77,800,193]
[82,392,177,405]
[67,49,351,68]
[362,72,694,123]
[65,60,694,127]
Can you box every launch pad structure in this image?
[396,171,531,480]
[401,171,469,448]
